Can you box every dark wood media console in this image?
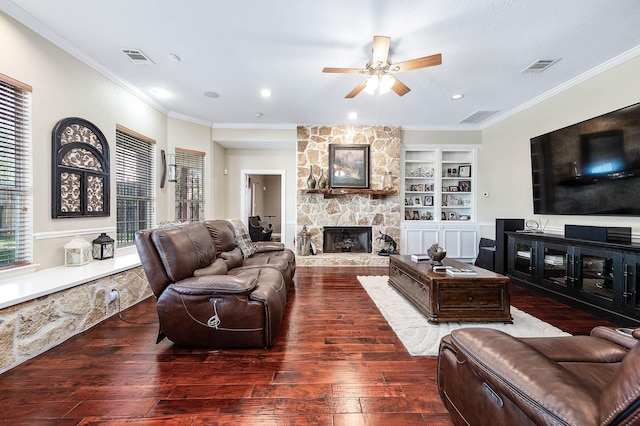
[388,255,512,323]
[506,231,640,325]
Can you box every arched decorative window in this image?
[52,117,110,218]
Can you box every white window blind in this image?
[175,148,205,222]
[116,127,155,246]
[0,75,32,268]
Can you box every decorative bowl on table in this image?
[430,250,447,266]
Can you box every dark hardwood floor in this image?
[0,266,620,425]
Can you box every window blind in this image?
[115,128,155,246]
[0,76,32,268]
[175,148,205,222]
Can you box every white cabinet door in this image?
[442,227,478,261]
[402,222,479,260]
[401,224,439,254]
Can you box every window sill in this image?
[0,251,142,310]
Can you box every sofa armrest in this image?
[590,326,639,350]
[254,241,285,252]
[450,328,600,426]
[172,275,258,295]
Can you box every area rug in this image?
[357,275,570,356]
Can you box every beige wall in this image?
[478,55,640,238]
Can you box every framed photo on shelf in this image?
[424,195,433,206]
[458,164,471,178]
[449,212,458,221]
[328,144,369,188]
[458,180,471,192]
[448,186,458,192]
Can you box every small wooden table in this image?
[388,255,512,323]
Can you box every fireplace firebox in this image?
[323,226,372,254]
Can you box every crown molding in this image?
[480,45,640,130]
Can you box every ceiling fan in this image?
[323,35,442,98]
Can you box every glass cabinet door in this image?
[575,248,618,307]
[509,238,535,282]
[540,243,568,289]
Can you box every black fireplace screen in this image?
[323,226,372,253]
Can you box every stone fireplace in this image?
[323,226,372,254]
[296,125,401,265]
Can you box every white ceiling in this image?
[3,0,640,131]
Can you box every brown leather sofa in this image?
[135,219,295,348]
[437,326,640,425]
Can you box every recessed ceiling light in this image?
[451,94,464,100]
[260,89,272,98]
[203,91,220,98]
[255,112,264,117]
[348,112,358,120]
[168,53,181,62]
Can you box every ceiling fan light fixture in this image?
[379,74,396,94]
[364,74,395,95]
[364,77,378,95]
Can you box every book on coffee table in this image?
[446,267,478,277]
[410,253,430,262]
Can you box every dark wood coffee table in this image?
[388,255,512,323]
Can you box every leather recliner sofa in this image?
[437,326,640,425]
[135,219,295,348]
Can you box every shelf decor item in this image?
[64,236,92,266]
[317,168,327,189]
[92,232,115,260]
[306,166,316,189]
[383,171,393,190]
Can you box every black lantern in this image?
[92,233,115,260]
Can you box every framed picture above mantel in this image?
[328,144,370,189]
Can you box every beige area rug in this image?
[357,275,570,356]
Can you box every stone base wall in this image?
[0,266,152,373]
[296,125,401,260]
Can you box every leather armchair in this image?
[248,215,272,242]
[437,326,640,425]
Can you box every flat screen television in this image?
[530,102,640,215]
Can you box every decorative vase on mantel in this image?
[306,165,316,189]
[318,168,327,189]
[383,171,393,190]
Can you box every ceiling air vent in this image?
[121,49,154,65]
[521,59,560,73]
[459,110,499,124]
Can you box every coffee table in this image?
[388,255,512,323]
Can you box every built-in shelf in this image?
[302,188,397,198]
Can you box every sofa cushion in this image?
[151,223,216,282]
[194,258,228,276]
[221,247,244,269]
[227,219,257,258]
[204,219,237,252]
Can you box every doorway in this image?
[240,169,286,244]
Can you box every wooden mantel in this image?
[302,188,397,199]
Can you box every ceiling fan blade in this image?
[323,67,368,74]
[345,80,368,98]
[391,77,411,96]
[390,53,442,73]
[372,36,391,66]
